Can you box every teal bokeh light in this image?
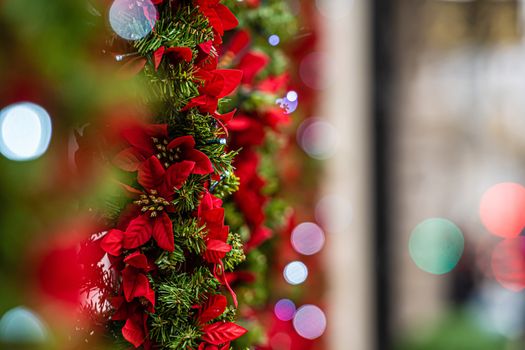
[0,306,48,344]
[409,218,464,275]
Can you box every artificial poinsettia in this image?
[184,69,243,113]
[111,297,152,349]
[153,46,193,70]
[195,0,238,36]
[196,190,232,263]
[101,158,195,254]
[114,123,213,175]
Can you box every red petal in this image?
[113,147,146,172]
[246,226,272,251]
[153,46,166,71]
[201,8,223,35]
[237,52,269,85]
[203,71,225,97]
[198,41,213,54]
[122,267,154,302]
[198,294,227,324]
[121,125,156,157]
[187,149,213,175]
[202,208,225,227]
[123,215,153,249]
[167,135,196,150]
[122,317,146,348]
[164,160,195,191]
[124,251,151,270]
[166,47,193,62]
[204,239,231,263]
[152,212,174,251]
[138,156,166,190]
[215,4,238,32]
[226,30,250,55]
[215,70,243,98]
[212,109,236,124]
[202,322,247,345]
[100,229,124,256]
[257,73,289,93]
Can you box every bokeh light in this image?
[291,222,325,255]
[293,305,326,340]
[274,299,296,321]
[491,237,525,292]
[268,34,280,46]
[270,332,292,350]
[0,102,52,161]
[480,182,525,238]
[297,119,339,159]
[283,261,308,285]
[276,96,298,114]
[0,307,48,344]
[409,218,464,275]
[315,194,352,233]
[299,52,332,90]
[286,90,298,102]
[470,281,525,339]
[109,0,158,41]
[315,0,353,20]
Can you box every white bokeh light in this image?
[283,261,308,285]
[299,52,335,90]
[287,90,298,102]
[109,0,158,41]
[297,119,339,159]
[315,194,353,233]
[268,34,280,46]
[293,305,327,339]
[291,222,325,255]
[0,102,52,161]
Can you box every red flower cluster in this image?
[85,0,251,347]
[219,30,291,252]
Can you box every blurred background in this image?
[1,0,525,349]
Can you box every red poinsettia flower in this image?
[197,191,231,261]
[111,297,152,349]
[228,115,265,148]
[184,69,243,113]
[195,0,238,36]
[237,51,269,85]
[153,46,193,70]
[122,266,155,306]
[114,123,213,175]
[101,158,195,254]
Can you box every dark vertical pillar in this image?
[371,0,394,349]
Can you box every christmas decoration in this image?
[76,0,250,348]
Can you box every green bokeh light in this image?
[409,218,464,275]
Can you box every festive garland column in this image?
[79,0,250,349]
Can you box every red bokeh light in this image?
[479,182,525,238]
[491,237,525,291]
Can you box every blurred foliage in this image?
[394,309,520,350]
